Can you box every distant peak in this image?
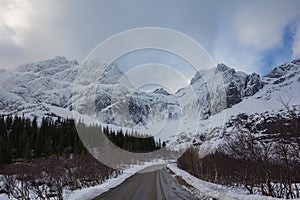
[291,59,300,65]
[37,56,70,65]
[53,56,68,63]
[153,88,172,95]
[190,71,202,85]
[216,63,229,71]
[190,63,234,85]
[265,60,300,78]
[16,56,78,72]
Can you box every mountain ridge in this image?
[0,56,299,141]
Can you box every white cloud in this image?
[234,0,300,51]
[212,35,263,74]
[292,26,300,58]
[210,0,300,75]
[0,0,299,75]
[122,63,189,93]
[0,0,33,46]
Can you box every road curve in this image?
[94,167,196,200]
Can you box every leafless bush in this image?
[178,101,300,198]
[0,154,120,199]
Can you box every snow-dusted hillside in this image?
[0,56,299,144]
[172,59,300,155]
[0,56,78,114]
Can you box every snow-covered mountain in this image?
[172,59,300,154]
[0,56,78,113]
[0,56,299,143]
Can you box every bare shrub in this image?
[0,154,120,199]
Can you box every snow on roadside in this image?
[66,160,168,200]
[0,194,9,200]
[167,164,281,200]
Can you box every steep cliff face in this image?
[170,59,300,152]
[185,63,263,112]
[0,56,79,112]
[1,57,299,139]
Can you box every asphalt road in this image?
[94,166,196,200]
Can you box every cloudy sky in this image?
[1,0,300,76]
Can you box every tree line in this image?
[103,126,164,153]
[0,115,162,165]
[0,115,163,199]
[0,115,86,164]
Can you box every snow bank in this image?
[167,164,281,200]
[0,194,9,200]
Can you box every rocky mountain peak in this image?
[153,88,172,95]
[0,57,298,136]
[216,63,229,72]
[265,60,300,79]
[16,56,78,73]
[291,59,300,65]
[190,71,203,85]
[98,64,124,85]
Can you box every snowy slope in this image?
[0,57,299,144]
[0,56,78,114]
[167,164,280,200]
[170,59,300,155]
